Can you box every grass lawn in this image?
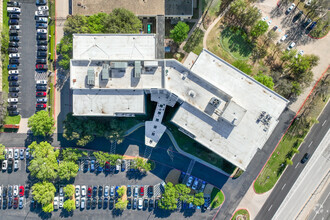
[2,0,9,93]
[183,28,204,55]
[48,0,55,65]
[48,82,54,117]
[4,115,21,125]
[210,188,224,209]
[254,75,330,193]
[220,27,253,60]
[231,209,250,220]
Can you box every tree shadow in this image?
[153,208,172,218]
[111,209,124,217]
[125,171,147,180]
[38,211,52,220]
[59,210,74,218]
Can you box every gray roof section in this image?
[101,64,109,80]
[165,0,193,16]
[87,67,95,86]
[134,61,141,78]
[156,15,165,59]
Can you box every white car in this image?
[35,10,48,16]
[14,160,19,170]
[267,20,272,25]
[81,185,86,197]
[14,149,19,159]
[9,70,19,75]
[59,196,64,208]
[138,198,143,210]
[75,185,80,197]
[2,160,8,171]
[8,98,18,103]
[7,7,21,13]
[286,3,295,14]
[104,186,109,197]
[287,42,296,50]
[81,197,86,209]
[8,149,13,158]
[186,176,194,187]
[9,25,20,30]
[38,6,49,11]
[59,187,64,197]
[75,197,80,207]
[295,50,304,58]
[36,80,47,85]
[9,53,20,58]
[37,98,47,103]
[13,185,18,196]
[191,178,199,190]
[54,196,59,209]
[0,186,2,196]
[25,148,30,159]
[37,29,47,34]
[278,35,287,44]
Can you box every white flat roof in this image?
[72,34,156,60]
[72,89,145,116]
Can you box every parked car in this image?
[92,186,97,197]
[19,186,24,197]
[127,185,131,197]
[37,98,47,103]
[35,10,49,17]
[138,198,143,210]
[13,197,18,208]
[37,29,47,34]
[148,185,153,196]
[133,197,137,209]
[2,160,7,171]
[87,187,92,198]
[36,103,46,109]
[9,93,18,99]
[127,197,132,209]
[7,2,21,7]
[53,196,59,209]
[80,197,85,209]
[9,36,19,41]
[121,160,126,171]
[98,185,103,197]
[90,160,95,172]
[9,14,20,19]
[9,87,19,92]
[36,91,46,97]
[37,40,47,46]
[149,199,154,209]
[86,198,91,209]
[192,178,199,190]
[110,186,115,197]
[302,18,312,28]
[307,21,317,32]
[295,50,304,58]
[9,25,20,30]
[13,185,18,196]
[36,85,47,91]
[7,7,21,14]
[25,148,30,159]
[75,197,80,208]
[9,30,19,35]
[8,64,18,70]
[75,185,80,197]
[59,196,64,208]
[293,10,303,23]
[134,187,138,197]
[286,3,295,14]
[36,17,48,23]
[8,47,18,53]
[14,160,19,169]
[81,185,86,197]
[9,19,19,25]
[36,59,47,64]
[143,198,148,209]
[18,197,23,209]
[36,23,47,29]
[301,153,310,163]
[200,181,206,192]
[9,110,19,116]
[9,59,19,64]
[7,104,17,110]
[9,42,19,47]
[8,98,18,103]
[36,0,47,6]
[9,70,19,75]
[9,53,20,58]
[140,186,144,196]
[37,34,47,40]
[37,45,47,51]
[287,42,296,50]
[84,160,89,172]
[9,81,19,87]
[186,176,194,187]
[109,198,114,209]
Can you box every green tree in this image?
[1,28,9,54]
[58,161,79,181]
[291,81,302,97]
[241,6,261,28]
[192,192,205,206]
[232,60,252,75]
[93,152,123,166]
[63,199,76,212]
[286,158,293,165]
[280,49,296,66]
[117,186,125,197]
[250,20,269,38]
[28,141,59,181]
[170,22,190,43]
[159,182,179,210]
[115,199,128,210]
[28,111,55,136]
[229,0,247,18]
[87,13,107,33]
[133,157,152,172]
[63,185,75,198]
[254,73,274,90]
[103,8,142,33]
[0,144,5,160]
[32,181,56,206]
[292,148,300,154]
[175,184,192,203]
[62,148,87,162]
[63,15,89,35]
[42,202,54,213]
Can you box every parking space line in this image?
[308,141,313,148]
[295,163,299,169]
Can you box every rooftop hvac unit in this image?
[188,90,196,98]
[210,97,220,108]
[101,63,109,80]
[134,61,141,78]
[111,62,128,69]
[181,71,188,80]
[87,67,95,86]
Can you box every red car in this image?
[36,91,46,97]
[140,186,144,196]
[36,64,48,70]
[13,197,18,208]
[87,187,92,197]
[36,103,46,108]
[19,186,24,197]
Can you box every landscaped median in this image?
[231,208,250,220]
[254,71,330,193]
[210,188,224,209]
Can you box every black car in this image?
[127,186,131,197]
[37,34,47,40]
[37,45,47,51]
[9,14,20,19]
[9,36,19,41]
[9,30,18,35]
[36,23,47,29]
[36,85,47,91]
[143,198,148,209]
[149,199,154,209]
[9,59,19,64]
[26,160,30,172]
[8,75,18,81]
[121,160,126,171]
[103,198,108,209]
[92,186,97,197]
[37,40,47,46]
[83,160,89,172]
[25,186,30,198]
[98,186,103,197]
[37,51,47,57]
[155,199,159,209]
[3,186,8,197]
[98,198,102,209]
[9,110,19,116]
[8,197,13,208]
[9,87,19,93]
[9,19,19,25]
[36,0,47,5]
[148,185,153,197]
[8,158,13,172]
[86,198,91,209]
[9,92,18,98]
[30,198,35,209]
[9,42,19,47]
[3,197,7,209]
[302,18,312,28]
[109,198,114,209]
[127,198,132,209]
[8,47,18,53]
[7,1,21,7]
[9,81,19,87]
[301,153,310,163]
[36,59,46,64]
[91,198,97,209]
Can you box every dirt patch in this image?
[165,169,181,185]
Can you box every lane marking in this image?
[268,205,273,211]
[308,141,313,148]
[322,120,327,126]
[295,163,299,169]
[312,191,330,220]
[281,184,286,190]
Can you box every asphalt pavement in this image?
[255,102,330,220]
[17,0,37,118]
[307,183,330,220]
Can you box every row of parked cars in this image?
[0,185,28,209]
[83,159,127,173]
[6,2,22,116]
[1,148,29,172]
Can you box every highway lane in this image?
[256,102,330,220]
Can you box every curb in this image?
[212,189,226,220]
[253,65,329,194]
[229,208,251,220]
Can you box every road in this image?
[255,101,330,220]
[307,182,330,220]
